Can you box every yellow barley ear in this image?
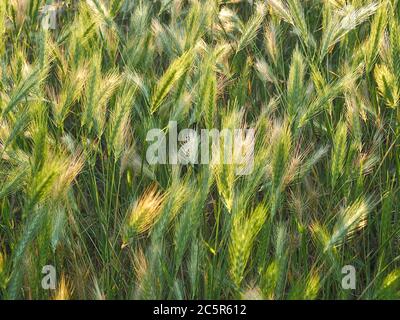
[54,275,71,300]
[374,64,399,108]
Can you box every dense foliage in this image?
[0,0,399,299]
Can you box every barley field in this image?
[0,0,399,300]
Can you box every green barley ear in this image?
[319,2,380,60]
[288,271,320,300]
[271,122,291,194]
[229,204,267,289]
[51,150,84,201]
[198,54,217,129]
[188,240,203,299]
[86,0,120,48]
[66,2,98,64]
[287,46,306,119]
[299,64,363,126]
[184,0,201,50]
[81,55,101,132]
[310,222,341,273]
[310,222,332,253]
[330,121,348,188]
[267,122,291,218]
[364,2,387,73]
[293,145,329,182]
[108,108,130,160]
[106,75,138,160]
[50,206,66,252]
[96,71,121,134]
[211,109,242,212]
[261,261,279,299]
[273,223,288,298]
[375,269,400,299]
[286,0,315,50]
[150,49,195,114]
[213,162,235,213]
[81,55,121,137]
[268,0,293,24]
[345,93,363,151]
[53,66,88,129]
[325,197,372,251]
[7,206,48,299]
[173,171,210,276]
[268,0,315,50]
[1,65,46,117]
[236,2,266,53]
[139,181,191,299]
[260,223,288,299]
[303,273,320,300]
[388,5,400,82]
[36,30,54,70]
[0,167,28,200]
[184,0,213,50]
[31,107,49,175]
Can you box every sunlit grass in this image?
[0,0,399,300]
